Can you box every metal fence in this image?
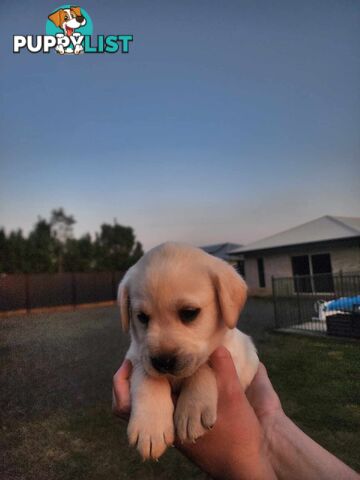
[0,271,125,313]
[272,273,360,337]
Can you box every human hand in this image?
[245,358,283,428]
[177,347,278,480]
[112,359,132,421]
[112,349,279,479]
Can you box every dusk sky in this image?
[0,0,359,250]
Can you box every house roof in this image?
[200,242,242,260]
[229,216,360,255]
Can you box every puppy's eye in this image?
[179,308,200,323]
[64,15,69,20]
[137,312,150,325]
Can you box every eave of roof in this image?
[229,216,360,255]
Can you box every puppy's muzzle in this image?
[150,354,177,374]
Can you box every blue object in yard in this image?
[325,295,360,312]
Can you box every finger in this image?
[112,359,132,415]
[246,363,272,399]
[246,362,282,418]
[112,389,130,421]
[113,359,132,394]
[114,359,133,384]
[209,346,244,403]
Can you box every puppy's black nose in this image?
[150,355,177,373]
[76,15,85,22]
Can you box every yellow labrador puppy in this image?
[118,242,259,460]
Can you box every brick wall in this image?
[331,245,360,273]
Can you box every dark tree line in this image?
[0,208,143,274]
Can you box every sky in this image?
[0,0,359,251]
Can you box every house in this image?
[200,242,243,267]
[229,216,360,296]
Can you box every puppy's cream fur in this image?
[118,242,259,460]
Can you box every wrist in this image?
[215,436,278,480]
[261,408,288,479]
[261,409,359,480]
[212,455,276,480]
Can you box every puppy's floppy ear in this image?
[210,258,247,329]
[117,270,132,333]
[71,6,82,17]
[48,10,63,27]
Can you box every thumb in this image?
[209,346,244,403]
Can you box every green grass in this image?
[1,408,203,480]
[258,333,360,471]
[1,301,359,478]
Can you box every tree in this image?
[95,222,143,271]
[27,218,56,273]
[63,234,95,272]
[0,212,143,273]
[129,241,144,266]
[50,208,76,273]
[0,229,28,273]
[0,228,6,272]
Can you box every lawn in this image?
[0,300,359,479]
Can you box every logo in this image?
[13,5,133,55]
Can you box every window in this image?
[257,258,265,288]
[291,253,333,293]
[311,254,334,292]
[236,260,245,278]
[311,253,332,274]
[291,255,312,292]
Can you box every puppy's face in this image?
[128,267,220,379]
[48,7,86,36]
[119,242,247,379]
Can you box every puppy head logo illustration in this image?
[48,6,86,36]
[46,5,92,55]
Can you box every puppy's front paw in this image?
[174,392,217,443]
[74,44,84,55]
[128,406,174,460]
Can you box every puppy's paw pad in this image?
[128,416,174,460]
[175,402,217,443]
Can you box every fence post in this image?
[296,276,301,325]
[271,276,278,328]
[25,273,31,314]
[72,272,77,309]
[339,270,344,297]
[112,271,117,302]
